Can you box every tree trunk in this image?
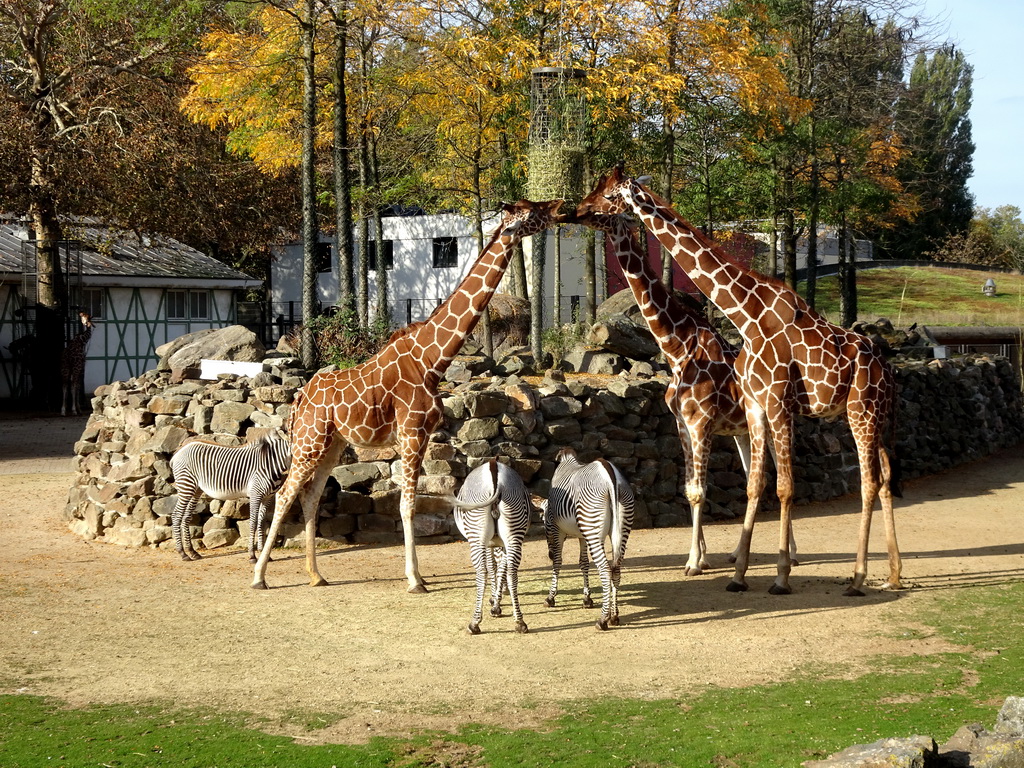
[511,241,528,301]
[805,157,820,309]
[782,190,798,289]
[370,134,387,327]
[838,211,858,327]
[472,202,493,357]
[332,2,355,315]
[552,225,562,325]
[584,226,596,322]
[660,121,675,290]
[530,232,546,366]
[299,1,319,370]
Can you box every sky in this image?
[915,0,1024,215]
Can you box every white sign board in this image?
[200,359,265,380]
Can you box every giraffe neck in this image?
[622,184,757,330]
[409,225,523,374]
[606,221,710,361]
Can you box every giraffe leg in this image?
[681,423,713,576]
[397,433,429,593]
[728,411,769,592]
[297,447,343,587]
[878,447,903,590]
[768,418,796,595]
[252,455,323,589]
[845,417,903,596]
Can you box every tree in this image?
[880,44,974,258]
[0,0,211,310]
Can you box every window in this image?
[315,242,332,273]
[432,237,458,269]
[166,290,210,320]
[166,290,187,320]
[190,291,210,320]
[368,239,394,271]
[80,288,104,320]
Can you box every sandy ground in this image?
[1,413,1023,743]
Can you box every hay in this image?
[527,145,585,204]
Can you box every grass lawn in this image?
[2,580,1021,767]
[809,266,1024,328]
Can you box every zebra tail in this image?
[601,460,626,567]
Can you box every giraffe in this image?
[575,168,902,596]
[61,312,94,416]
[572,208,756,576]
[252,198,564,592]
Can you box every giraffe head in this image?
[77,312,94,331]
[493,198,566,239]
[571,164,655,224]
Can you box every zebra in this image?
[451,458,533,635]
[543,447,635,631]
[169,431,291,563]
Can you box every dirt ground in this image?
[1,413,1023,744]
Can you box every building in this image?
[269,211,594,332]
[0,215,259,401]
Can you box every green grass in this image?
[3,582,1022,767]
[810,266,1024,327]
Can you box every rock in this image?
[996,697,1024,737]
[803,735,936,767]
[203,527,240,550]
[160,325,266,374]
[587,314,659,359]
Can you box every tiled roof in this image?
[0,215,257,284]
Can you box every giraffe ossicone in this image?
[252,198,564,593]
[575,167,902,596]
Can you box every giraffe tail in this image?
[885,404,903,499]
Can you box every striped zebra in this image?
[169,431,291,563]
[543,447,635,631]
[452,458,533,635]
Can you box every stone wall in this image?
[63,353,1024,554]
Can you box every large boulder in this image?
[587,314,659,359]
[157,326,266,378]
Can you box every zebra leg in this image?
[504,538,528,633]
[609,563,623,626]
[180,498,202,561]
[467,542,487,635]
[545,531,565,608]
[171,496,191,561]
[589,541,613,631]
[489,547,505,618]
[247,491,264,563]
[579,539,594,609]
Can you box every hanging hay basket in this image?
[528,66,587,205]
[527,145,586,203]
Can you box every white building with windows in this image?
[269,211,593,329]
[0,215,259,401]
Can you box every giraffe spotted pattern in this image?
[571,208,776,577]
[252,199,564,592]
[577,167,901,597]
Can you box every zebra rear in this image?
[453,458,533,634]
[169,432,291,562]
[543,447,635,630]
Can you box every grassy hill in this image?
[807,265,1024,328]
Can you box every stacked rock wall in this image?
[64,354,1024,554]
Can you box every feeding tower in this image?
[527,66,587,205]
